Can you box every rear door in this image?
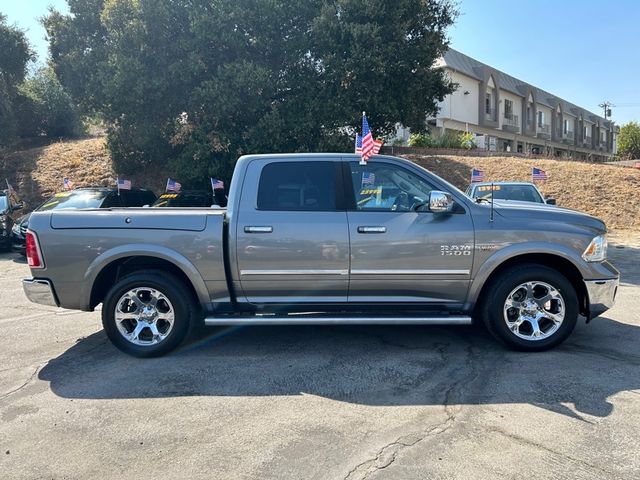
[345,159,474,306]
[235,158,350,304]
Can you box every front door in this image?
[235,158,350,304]
[345,160,474,306]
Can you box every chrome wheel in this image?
[114,287,175,346]
[503,281,565,341]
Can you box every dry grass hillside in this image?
[0,137,166,211]
[406,155,640,232]
[1,137,639,231]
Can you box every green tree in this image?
[0,13,34,145]
[45,0,457,186]
[17,67,81,138]
[617,121,640,159]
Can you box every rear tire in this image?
[102,270,198,357]
[480,264,578,351]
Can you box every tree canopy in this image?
[617,121,640,160]
[0,13,34,145]
[45,0,457,186]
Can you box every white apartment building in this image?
[409,49,618,160]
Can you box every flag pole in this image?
[117,177,120,196]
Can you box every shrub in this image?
[408,133,435,148]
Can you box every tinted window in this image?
[349,162,435,211]
[0,196,7,212]
[38,191,110,211]
[257,162,337,211]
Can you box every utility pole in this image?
[598,101,614,119]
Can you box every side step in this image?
[204,314,472,326]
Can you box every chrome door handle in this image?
[357,226,386,234]
[244,226,273,233]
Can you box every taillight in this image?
[26,231,44,269]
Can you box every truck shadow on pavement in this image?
[39,316,640,420]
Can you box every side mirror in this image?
[429,191,454,213]
[11,203,23,211]
[545,197,556,205]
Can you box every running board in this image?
[204,315,472,326]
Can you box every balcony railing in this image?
[583,136,592,145]
[563,131,574,141]
[537,124,551,138]
[503,114,519,126]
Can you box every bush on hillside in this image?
[17,68,82,138]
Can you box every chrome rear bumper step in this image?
[204,315,472,326]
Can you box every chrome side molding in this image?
[204,315,472,326]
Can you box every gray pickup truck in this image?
[22,154,619,357]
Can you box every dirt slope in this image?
[0,137,165,210]
[405,155,640,231]
[1,138,639,231]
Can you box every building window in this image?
[485,93,492,115]
[563,119,569,134]
[583,125,590,139]
[504,99,513,119]
[527,106,532,125]
[537,111,545,127]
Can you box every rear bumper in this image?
[22,278,59,307]
[584,277,618,320]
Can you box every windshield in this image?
[152,192,214,207]
[0,195,7,212]
[471,184,544,203]
[38,191,109,211]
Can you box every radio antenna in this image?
[490,181,494,222]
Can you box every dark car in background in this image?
[11,187,157,254]
[152,190,227,208]
[466,182,556,205]
[1,190,23,251]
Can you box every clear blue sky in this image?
[3,0,639,124]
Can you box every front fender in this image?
[465,241,590,310]
[80,243,210,310]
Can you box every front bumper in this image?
[584,277,618,320]
[22,279,59,307]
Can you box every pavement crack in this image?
[344,343,479,480]
[0,364,43,401]
[483,425,617,477]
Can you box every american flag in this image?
[355,134,363,154]
[361,172,375,187]
[117,178,132,190]
[211,178,224,190]
[471,168,485,183]
[63,177,75,191]
[166,178,182,192]
[532,167,548,181]
[359,113,383,163]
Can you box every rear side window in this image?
[257,162,337,211]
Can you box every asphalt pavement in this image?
[1,241,639,479]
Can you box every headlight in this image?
[582,235,607,262]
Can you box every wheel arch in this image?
[469,252,588,318]
[82,245,209,310]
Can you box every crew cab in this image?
[22,154,619,357]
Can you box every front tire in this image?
[480,265,579,351]
[102,270,197,357]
